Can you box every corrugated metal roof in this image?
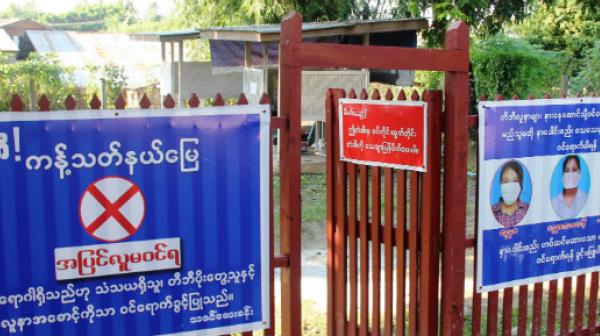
[26,30,162,88]
[0,29,18,52]
[0,18,47,29]
[0,18,23,27]
[199,18,428,42]
[133,18,428,43]
[133,29,200,42]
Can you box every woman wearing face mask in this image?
[492,160,530,227]
[551,155,588,218]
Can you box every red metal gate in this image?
[325,88,443,335]
[278,11,470,335]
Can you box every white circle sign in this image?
[79,176,146,242]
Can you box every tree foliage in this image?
[471,35,562,98]
[0,54,76,110]
[514,0,600,75]
[570,41,600,95]
[0,1,139,31]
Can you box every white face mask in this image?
[501,182,521,206]
[562,171,580,189]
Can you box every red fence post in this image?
[10,94,24,112]
[38,94,50,112]
[278,11,303,336]
[440,21,470,336]
[90,93,102,109]
[139,93,152,109]
[115,94,126,110]
[187,94,199,108]
[64,95,76,110]
[162,94,176,109]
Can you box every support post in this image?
[278,11,303,336]
[170,42,176,104]
[440,21,470,336]
[178,41,184,107]
[262,43,269,99]
[100,78,106,108]
[29,78,35,111]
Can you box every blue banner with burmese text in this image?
[477,98,600,292]
[0,106,270,335]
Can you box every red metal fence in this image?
[326,87,443,335]
[6,90,288,336]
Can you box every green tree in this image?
[0,54,76,111]
[514,0,600,76]
[86,63,128,108]
[471,35,561,98]
[0,1,139,31]
[570,41,600,95]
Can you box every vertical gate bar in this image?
[326,88,337,335]
[279,12,303,336]
[372,167,382,336]
[349,163,359,336]
[383,89,394,336]
[471,96,484,336]
[517,285,528,336]
[266,125,275,336]
[359,165,370,336]
[587,272,599,333]
[560,277,572,334]
[441,21,470,336]
[408,89,421,336]
[332,89,348,336]
[236,93,256,336]
[370,89,382,336]
[396,170,407,336]
[487,95,505,336]
[531,283,543,336]
[547,280,558,335]
[263,94,275,336]
[489,95,512,336]
[383,167,394,336]
[501,288,513,336]
[396,89,407,336]
[574,275,585,335]
[487,291,499,335]
[527,93,542,336]
[419,90,442,336]
[408,171,419,336]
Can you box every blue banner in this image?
[0,107,270,335]
[477,98,600,292]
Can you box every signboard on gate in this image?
[477,98,600,292]
[0,105,270,335]
[338,99,427,172]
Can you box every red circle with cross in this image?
[79,176,146,242]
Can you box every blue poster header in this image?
[483,101,600,160]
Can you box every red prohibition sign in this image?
[79,176,146,242]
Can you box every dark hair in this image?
[562,155,581,172]
[500,160,524,188]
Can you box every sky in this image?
[0,0,176,17]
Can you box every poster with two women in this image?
[477,98,600,292]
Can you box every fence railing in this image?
[7,92,274,111]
